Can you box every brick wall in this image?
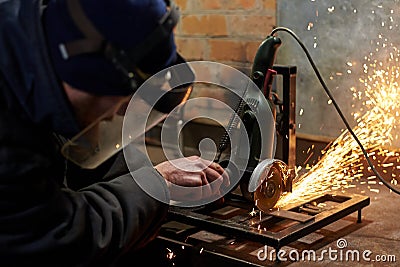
[174,0,277,74]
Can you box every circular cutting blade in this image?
[254,165,283,212]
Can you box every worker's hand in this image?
[155,156,230,202]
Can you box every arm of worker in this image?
[0,115,169,266]
[155,156,230,202]
[0,114,229,265]
[103,146,230,203]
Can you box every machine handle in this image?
[250,35,282,96]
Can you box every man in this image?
[0,0,228,265]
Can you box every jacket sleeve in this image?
[0,113,170,266]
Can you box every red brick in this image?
[199,0,256,10]
[228,15,275,38]
[209,39,247,62]
[175,0,188,11]
[175,37,207,61]
[239,0,257,9]
[262,0,276,11]
[245,40,263,62]
[181,15,228,36]
[199,0,221,9]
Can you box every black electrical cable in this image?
[270,26,400,195]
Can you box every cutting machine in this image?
[215,34,297,211]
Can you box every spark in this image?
[276,50,400,208]
[382,163,394,167]
[303,152,314,165]
[166,248,176,260]
[249,208,257,217]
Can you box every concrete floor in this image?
[282,181,400,266]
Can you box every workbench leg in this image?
[357,209,362,223]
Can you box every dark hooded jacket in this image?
[0,0,169,266]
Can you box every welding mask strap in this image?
[61,0,105,59]
[61,0,179,66]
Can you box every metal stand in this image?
[273,65,297,170]
[158,193,369,265]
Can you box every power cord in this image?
[270,26,400,195]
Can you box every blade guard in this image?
[248,159,289,192]
[248,159,293,211]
